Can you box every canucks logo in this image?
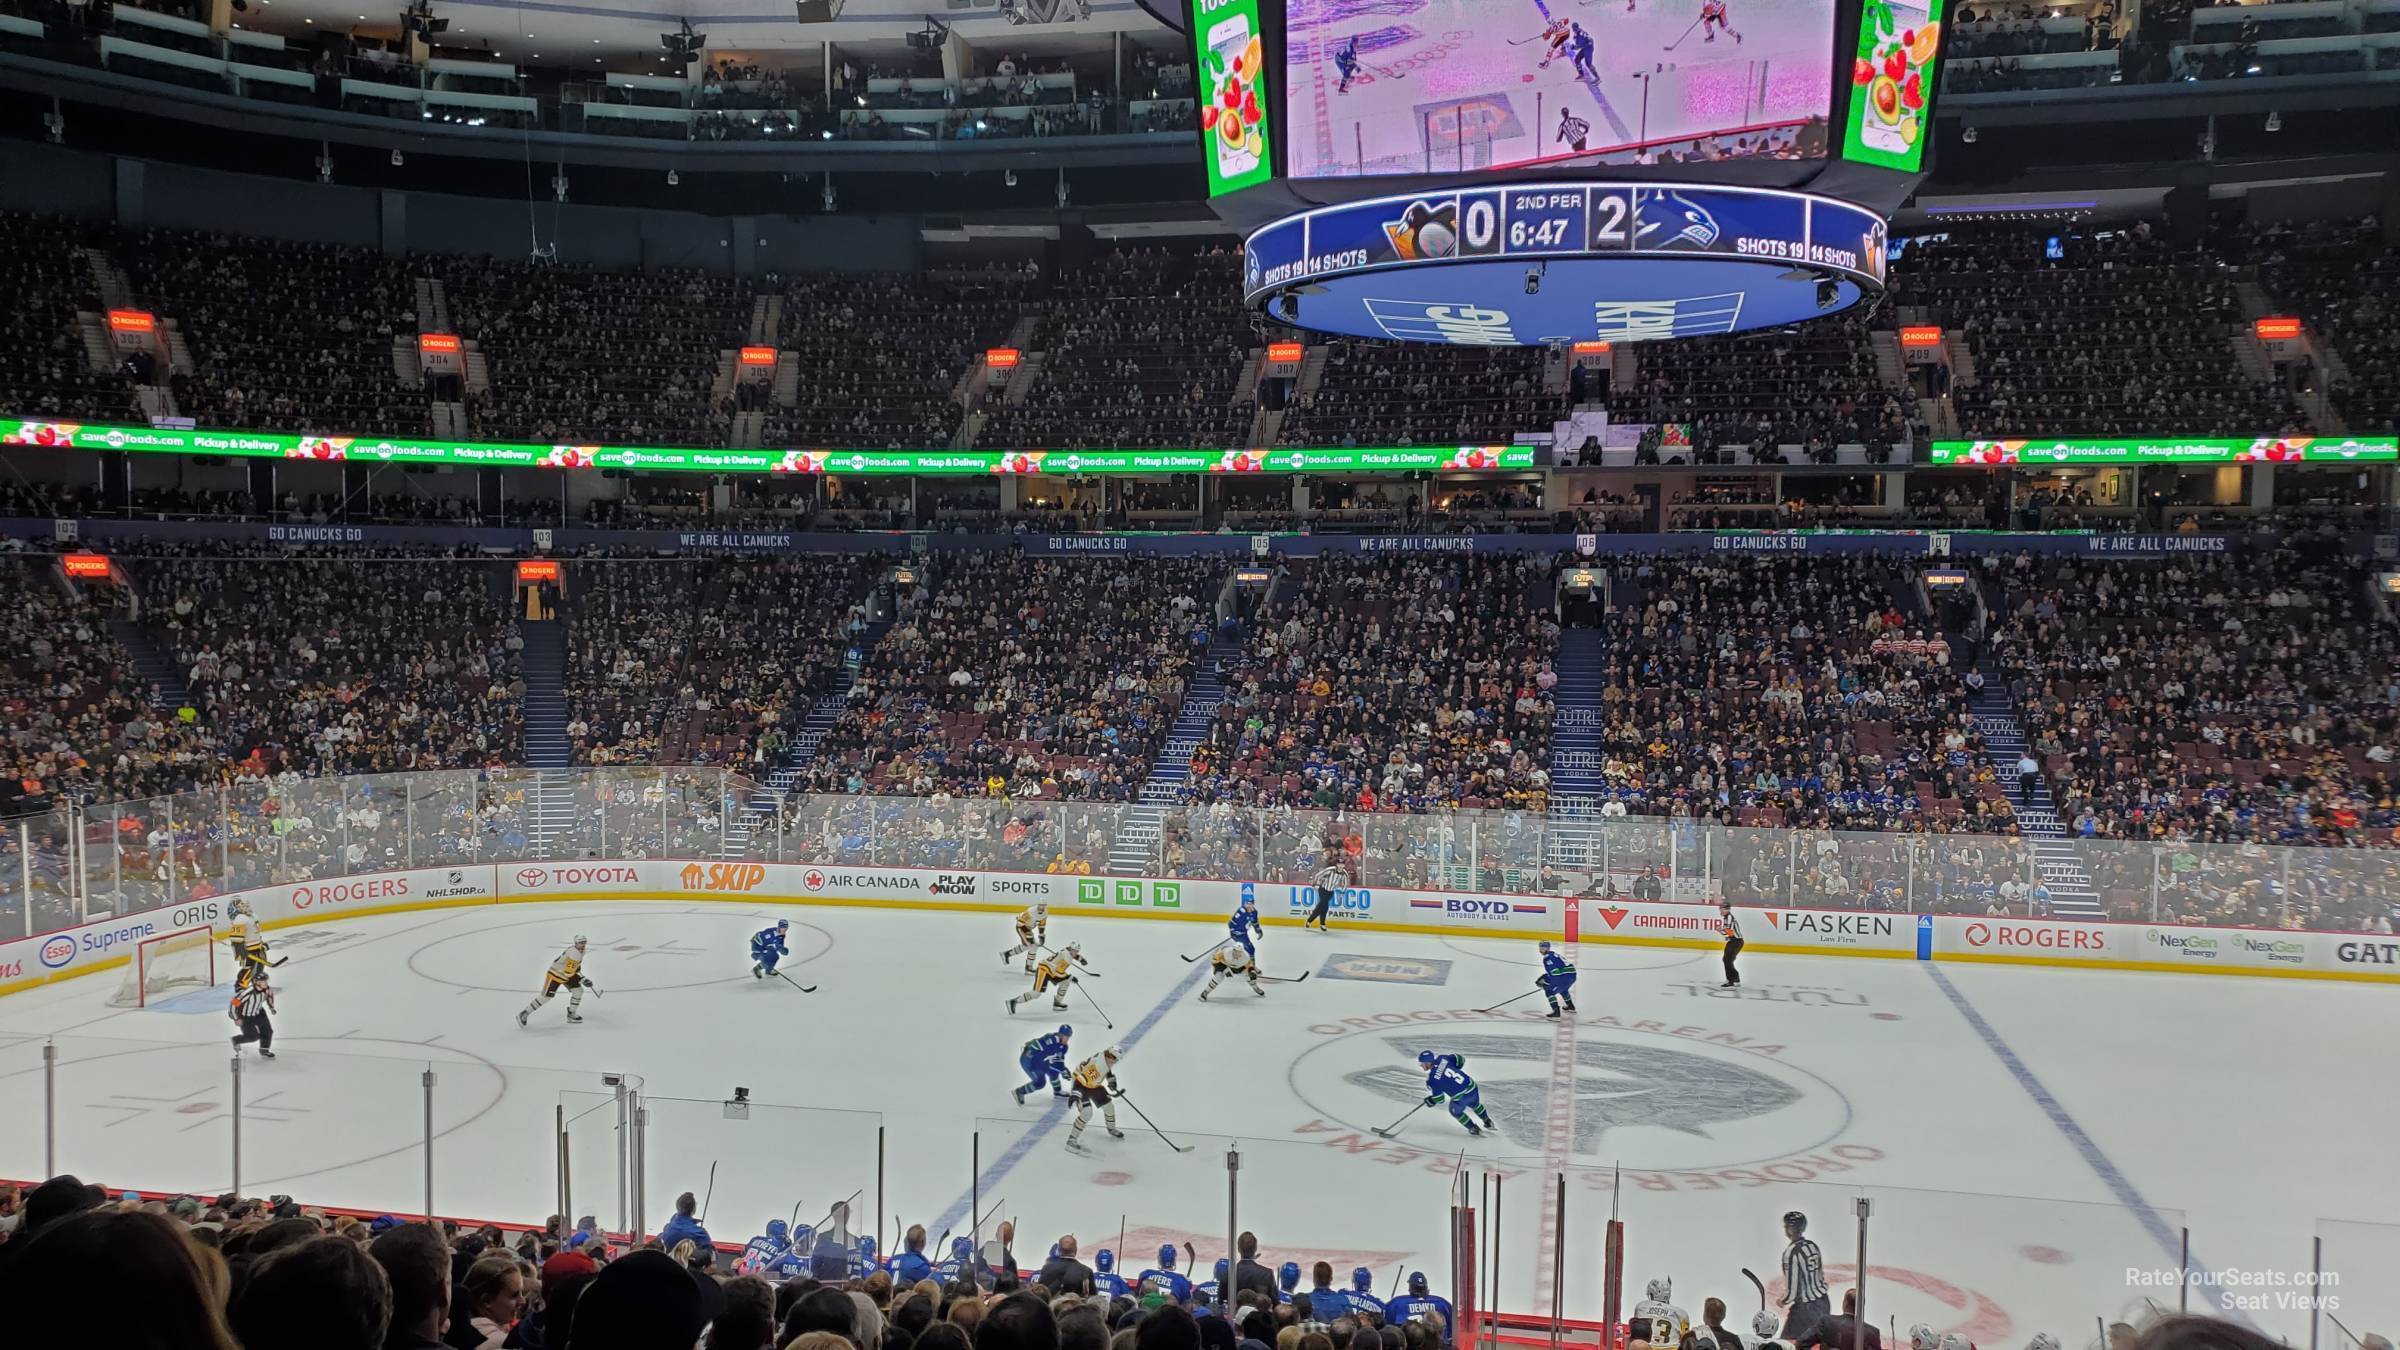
[1635,191,1721,251]
[1382,199,1459,261]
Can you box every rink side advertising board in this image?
[1241,183,1889,345]
[5,860,2394,997]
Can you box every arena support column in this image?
[42,1039,57,1174]
[1226,1144,1241,1315]
[1852,1197,1871,1350]
[422,1067,437,1223]
[230,1051,244,1198]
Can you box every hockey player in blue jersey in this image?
[1138,1244,1194,1304]
[1420,1050,1495,1136]
[849,1235,881,1280]
[751,919,791,978]
[1229,900,1263,960]
[892,1225,936,1287]
[1195,1257,1230,1307]
[1568,23,1599,82]
[1536,940,1578,1019]
[1278,1261,1302,1304]
[1335,37,1362,94]
[1092,1248,1130,1298]
[1014,1025,1075,1103]
[933,1235,978,1287]
[1347,1267,1386,1322]
[738,1218,808,1278]
[1385,1273,1454,1337]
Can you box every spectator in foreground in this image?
[370,1223,454,1350]
[449,1253,530,1349]
[979,1292,1059,1350]
[233,1234,395,1350]
[714,1274,780,1350]
[1038,1234,1097,1297]
[566,1248,705,1350]
[0,1208,243,1350]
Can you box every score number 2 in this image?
[1588,189,1632,250]
[1455,187,1635,255]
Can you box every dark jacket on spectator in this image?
[1038,1254,1097,1297]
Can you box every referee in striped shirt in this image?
[1557,107,1590,153]
[1779,1210,1829,1341]
[230,972,277,1060]
[1719,900,1744,989]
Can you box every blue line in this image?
[1923,966,2252,1326]
[932,957,1216,1239]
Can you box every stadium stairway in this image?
[717,615,895,859]
[516,618,577,855]
[1544,625,1610,871]
[106,616,192,713]
[1103,631,1247,875]
[1966,660,2103,919]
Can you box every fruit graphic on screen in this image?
[1869,75,1901,124]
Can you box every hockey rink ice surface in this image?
[1284,0,1835,175]
[1,900,2391,1341]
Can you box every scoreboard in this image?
[1183,0,1945,346]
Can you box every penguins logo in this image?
[1383,200,1460,261]
[1636,192,1722,251]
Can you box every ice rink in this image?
[0,899,2390,1343]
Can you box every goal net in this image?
[107,926,220,1008]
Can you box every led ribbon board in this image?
[1244,182,1888,345]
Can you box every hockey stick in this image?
[776,969,819,994]
[2327,1314,2366,1348]
[1255,972,1311,983]
[1371,1101,1428,1140]
[1076,979,1115,1030]
[700,1162,718,1221]
[1117,1092,1195,1153]
[1661,15,1704,50]
[268,956,291,968]
[1742,1268,1767,1311]
[1508,33,1549,44]
[1478,987,1541,1013]
[1180,942,1225,963]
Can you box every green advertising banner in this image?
[1841,0,1947,172]
[1929,436,2400,466]
[1191,0,1274,196]
[0,417,1535,476]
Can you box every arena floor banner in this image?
[9,863,2397,997]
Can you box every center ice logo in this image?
[1289,1016,1859,1172]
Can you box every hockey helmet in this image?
[1352,1267,1374,1292]
[1216,1258,1231,1279]
[1067,942,1082,956]
[1104,1045,1124,1063]
[777,918,790,930]
[572,934,588,947]
[1407,1272,1428,1294]
[766,1219,789,1241]
[1059,1024,1074,1038]
[1158,1244,1178,1269]
[1538,940,1552,953]
[1647,1278,1672,1301]
[1095,1248,1115,1273]
[2026,1337,2060,1350]
[1939,1337,1973,1350]
[1034,903,1048,917]
[1910,1327,1939,1350]
[952,1237,974,1258]
[858,1236,878,1260]
[1280,1262,1302,1290]
[1418,1050,1437,1065]
[1754,1312,1783,1340]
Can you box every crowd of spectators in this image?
[559,559,874,772]
[1181,556,1557,814]
[978,248,1254,451]
[800,557,1218,810]
[1607,308,1918,461]
[1587,557,2010,836]
[763,268,1036,449]
[1984,541,2400,857]
[444,260,752,446]
[2235,215,2400,435]
[109,227,428,436]
[0,212,133,425]
[1278,346,1559,449]
[130,556,525,780]
[1895,223,2310,438]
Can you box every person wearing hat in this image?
[565,1249,703,1350]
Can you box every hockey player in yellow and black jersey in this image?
[1001,904,1049,974]
[518,936,601,1026]
[1063,1045,1125,1156]
[227,898,270,992]
[1008,942,1090,1015]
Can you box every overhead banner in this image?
[1930,436,2398,466]
[0,417,1532,478]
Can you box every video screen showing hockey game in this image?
[1283,0,1838,177]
